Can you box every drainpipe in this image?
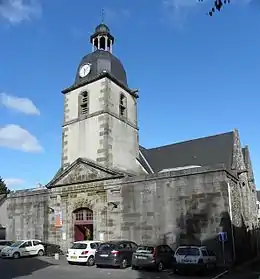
[227,182,236,263]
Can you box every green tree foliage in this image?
[199,0,231,16]
[0,177,10,195]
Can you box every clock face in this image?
[79,64,91,78]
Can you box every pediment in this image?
[47,158,124,187]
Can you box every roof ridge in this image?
[146,131,234,151]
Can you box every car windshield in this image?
[176,247,200,256]
[98,243,116,251]
[136,246,154,253]
[71,243,88,249]
[10,241,23,247]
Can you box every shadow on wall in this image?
[173,204,257,265]
[1,257,56,279]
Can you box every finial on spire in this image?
[101,8,105,23]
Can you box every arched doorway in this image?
[73,208,93,241]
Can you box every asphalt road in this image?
[220,258,260,279]
[0,256,226,279]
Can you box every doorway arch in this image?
[73,208,93,241]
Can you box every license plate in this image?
[100,254,109,257]
[137,256,147,259]
[70,256,77,259]
[182,260,192,263]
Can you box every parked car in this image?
[0,239,45,259]
[40,242,63,256]
[173,246,217,274]
[95,240,138,268]
[131,244,175,271]
[0,240,13,253]
[66,241,100,266]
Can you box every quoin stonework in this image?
[1,23,258,265]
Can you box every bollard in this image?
[54,253,60,260]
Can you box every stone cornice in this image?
[62,72,139,98]
[104,164,239,188]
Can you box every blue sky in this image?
[0,0,259,190]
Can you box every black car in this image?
[131,244,175,271]
[40,242,63,256]
[95,240,138,268]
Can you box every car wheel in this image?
[38,250,44,257]
[13,252,20,259]
[157,262,164,272]
[87,256,95,266]
[120,258,128,269]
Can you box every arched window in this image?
[119,93,127,117]
[99,36,106,50]
[79,91,89,116]
[74,208,93,224]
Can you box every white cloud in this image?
[0,124,43,152]
[4,178,24,187]
[0,0,41,24]
[0,92,40,115]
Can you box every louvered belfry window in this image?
[80,91,89,115]
[119,93,127,117]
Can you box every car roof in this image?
[177,246,206,249]
[102,240,132,244]
[73,241,100,244]
[19,239,41,242]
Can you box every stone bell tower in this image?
[61,23,140,173]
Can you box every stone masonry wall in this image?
[6,188,49,241]
[48,181,109,252]
[104,165,243,264]
[232,130,257,230]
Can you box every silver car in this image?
[0,240,13,253]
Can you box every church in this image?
[3,23,258,264]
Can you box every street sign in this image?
[218,232,228,242]
[218,232,228,265]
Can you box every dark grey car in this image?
[95,240,138,268]
[131,244,175,271]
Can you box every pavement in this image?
[0,255,228,279]
[218,257,260,279]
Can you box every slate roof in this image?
[139,131,234,173]
[74,50,128,88]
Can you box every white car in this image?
[0,239,45,259]
[66,241,100,265]
[173,246,217,273]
